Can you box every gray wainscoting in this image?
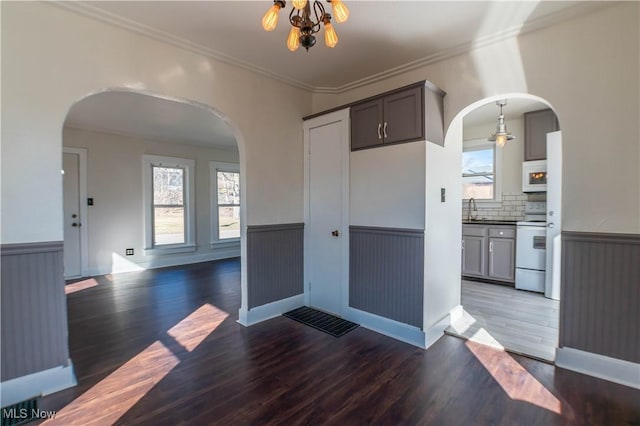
[350,226,424,328]
[1,242,70,381]
[561,231,639,363]
[247,223,304,309]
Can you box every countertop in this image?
[462,220,518,226]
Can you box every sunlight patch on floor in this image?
[65,278,99,295]
[449,308,477,335]
[469,327,505,351]
[44,303,228,424]
[466,340,562,415]
[168,303,228,352]
[43,341,179,425]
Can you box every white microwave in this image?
[522,160,547,192]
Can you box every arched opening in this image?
[61,88,246,279]
[445,93,563,362]
[57,89,250,422]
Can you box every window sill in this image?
[210,239,240,249]
[144,244,196,256]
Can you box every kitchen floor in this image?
[446,280,559,362]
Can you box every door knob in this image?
[72,214,77,218]
[331,230,340,237]
[72,223,81,227]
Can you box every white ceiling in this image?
[60,1,609,92]
[65,91,238,150]
[61,1,592,145]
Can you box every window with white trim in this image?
[143,155,196,254]
[462,139,502,203]
[210,162,240,244]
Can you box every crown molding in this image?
[52,1,609,95]
[51,1,316,92]
[313,1,610,94]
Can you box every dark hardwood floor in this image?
[38,259,639,425]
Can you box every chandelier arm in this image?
[312,1,326,32]
[289,7,301,28]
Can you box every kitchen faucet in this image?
[468,197,478,221]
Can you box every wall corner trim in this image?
[237,294,304,327]
[0,361,77,408]
[555,347,640,389]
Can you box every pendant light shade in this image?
[488,100,515,148]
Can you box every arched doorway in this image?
[61,88,246,279]
[445,93,563,362]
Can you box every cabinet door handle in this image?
[489,241,493,252]
[377,123,382,140]
[383,122,388,138]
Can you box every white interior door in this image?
[305,110,349,315]
[545,131,562,300]
[63,152,82,278]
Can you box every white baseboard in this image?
[556,347,640,389]
[345,307,426,348]
[0,361,77,407]
[237,294,304,327]
[424,312,453,349]
[86,249,240,277]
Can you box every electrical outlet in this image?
[125,248,134,256]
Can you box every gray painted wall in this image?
[1,242,70,381]
[349,226,424,328]
[560,232,640,363]
[247,223,304,309]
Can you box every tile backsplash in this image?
[462,192,528,221]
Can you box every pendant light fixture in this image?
[488,100,515,148]
[261,0,349,51]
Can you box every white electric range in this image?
[516,202,547,293]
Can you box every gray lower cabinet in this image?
[462,235,486,276]
[488,237,515,281]
[462,224,515,283]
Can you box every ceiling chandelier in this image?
[261,0,350,51]
[488,100,516,148]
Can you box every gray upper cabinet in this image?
[382,85,424,145]
[351,84,424,150]
[350,82,446,151]
[351,98,384,150]
[524,108,559,161]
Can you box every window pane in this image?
[462,148,493,175]
[217,172,240,205]
[154,207,185,245]
[154,167,184,205]
[463,175,494,199]
[218,206,240,239]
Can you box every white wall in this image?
[350,142,425,229]
[313,2,640,235]
[464,117,525,195]
[1,2,311,246]
[64,127,240,275]
[424,121,463,331]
